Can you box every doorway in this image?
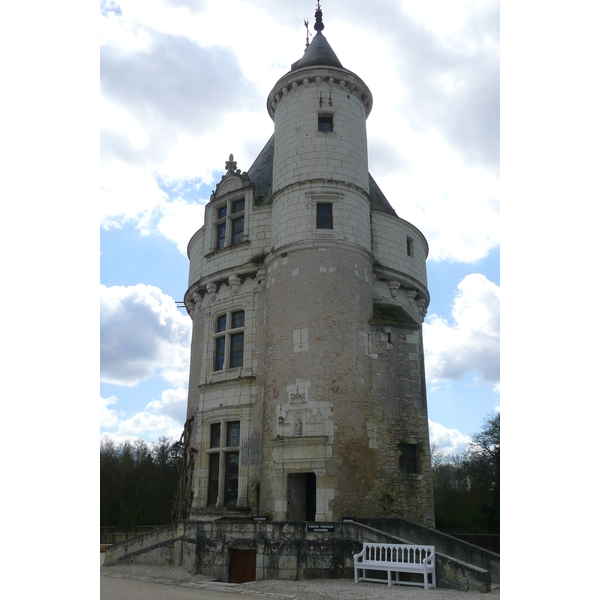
[229,549,256,583]
[287,472,316,521]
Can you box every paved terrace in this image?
[100,552,500,599]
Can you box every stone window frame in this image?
[212,194,248,251]
[212,309,245,373]
[317,112,334,133]
[400,442,421,475]
[198,404,252,509]
[316,203,333,230]
[305,191,344,238]
[206,419,241,507]
[202,296,256,385]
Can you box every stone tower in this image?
[183,5,434,527]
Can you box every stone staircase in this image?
[104,518,499,592]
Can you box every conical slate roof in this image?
[291,32,343,71]
[247,134,274,205]
[247,136,398,217]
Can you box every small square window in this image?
[318,115,333,132]
[316,203,333,229]
[217,206,227,220]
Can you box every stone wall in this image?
[270,68,371,193]
[100,526,157,545]
[104,519,494,592]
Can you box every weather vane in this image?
[304,19,311,48]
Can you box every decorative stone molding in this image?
[207,153,251,202]
[406,289,418,307]
[192,291,203,317]
[206,282,217,302]
[388,280,401,298]
[228,274,240,295]
[267,68,373,119]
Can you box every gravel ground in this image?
[101,553,499,598]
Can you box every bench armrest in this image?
[354,549,366,564]
[422,552,435,565]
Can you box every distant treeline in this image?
[431,412,500,533]
[100,436,181,526]
[101,413,499,532]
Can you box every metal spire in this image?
[314,1,324,33]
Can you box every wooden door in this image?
[229,549,256,583]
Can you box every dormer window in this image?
[214,197,246,250]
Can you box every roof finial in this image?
[225,154,237,174]
[314,1,324,33]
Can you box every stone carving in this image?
[290,386,306,404]
[416,298,428,318]
[206,282,217,302]
[228,274,240,295]
[225,154,237,174]
[294,416,302,436]
[192,291,203,317]
[388,280,401,299]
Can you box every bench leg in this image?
[388,570,391,587]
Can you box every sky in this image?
[99,0,501,455]
[4,1,600,595]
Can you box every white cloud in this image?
[99,0,499,265]
[101,411,184,444]
[100,284,191,386]
[100,395,120,428]
[157,197,206,255]
[145,386,188,421]
[429,420,472,455]
[424,273,500,385]
[100,163,168,232]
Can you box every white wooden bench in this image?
[354,542,436,589]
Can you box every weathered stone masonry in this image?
[182,14,435,527]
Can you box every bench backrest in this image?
[362,543,435,565]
